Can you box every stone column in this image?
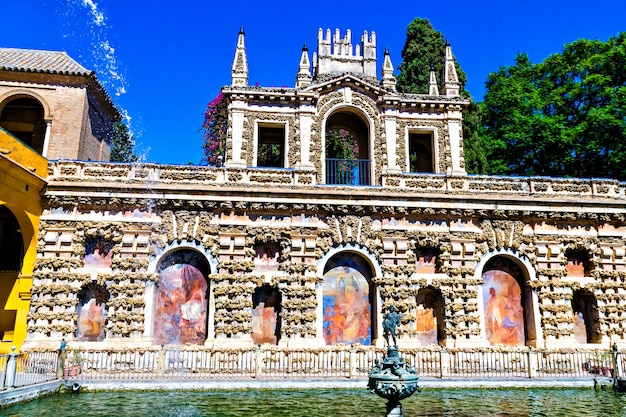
[42,120,52,158]
[296,105,315,169]
[446,106,465,175]
[226,100,247,168]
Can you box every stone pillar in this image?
[42,120,52,158]
[446,106,466,175]
[226,100,246,168]
[296,105,315,169]
[382,108,400,173]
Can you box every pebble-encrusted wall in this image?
[26,185,626,349]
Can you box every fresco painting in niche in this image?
[323,254,371,345]
[155,264,207,345]
[83,237,113,268]
[572,311,587,343]
[415,291,438,345]
[77,284,109,341]
[483,270,524,346]
[415,247,438,274]
[251,286,280,345]
[253,243,280,272]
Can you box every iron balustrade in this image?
[325,159,371,186]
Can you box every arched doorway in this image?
[572,289,600,344]
[322,251,374,345]
[154,249,210,345]
[324,109,370,185]
[0,206,23,340]
[481,256,536,346]
[0,96,46,153]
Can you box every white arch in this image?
[144,240,218,341]
[321,98,377,185]
[315,243,383,346]
[474,248,543,348]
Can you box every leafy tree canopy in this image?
[396,17,467,95]
[110,121,137,163]
[481,33,626,179]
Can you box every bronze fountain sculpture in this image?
[368,306,420,416]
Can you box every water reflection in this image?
[3,388,626,417]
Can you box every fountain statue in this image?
[368,306,420,416]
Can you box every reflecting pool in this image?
[2,388,625,417]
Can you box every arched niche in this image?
[565,247,593,277]
[154,249,211,345]
[414,287,445,345]
[251,284,281,345]
[321,250,375,345]
[480,254,538,347]
[82,235,113,269]
[0,95,47,153]
[572,289,601,344]
[76,283,110,341]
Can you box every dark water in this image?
[1,388,626,417]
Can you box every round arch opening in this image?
[154,249,211,345]
[322,251,375,345]
[0,96,46,153]
[481,255,537,347]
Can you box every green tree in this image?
[482,33,626,179]
[110,121,137,163]
[396,18,467,95]
[396,18,487,174]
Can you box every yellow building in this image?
[0,48,120,352]
[0,127,46,353]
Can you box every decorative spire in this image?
[442,40,459,96]
[296,44,312,88]
[231,26,248,87]
[381,47,396,90]
[429,64,439,95]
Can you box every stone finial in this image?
[381,47,396,90]
[429,64,439,95]
[442,40,460,96]
[231,26,248,87]
[296,44,312,88]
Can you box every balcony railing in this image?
[325,158,371,186]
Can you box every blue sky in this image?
[2,0,625,165]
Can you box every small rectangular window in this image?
[257,125,285,168]
[409,132,434,173]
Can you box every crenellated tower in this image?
[313,28,377,78]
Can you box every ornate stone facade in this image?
[20,28,626,351]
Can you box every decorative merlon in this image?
[380,48,396,91]
[231,27,248,87]
[314,28,377,78]
[429,65,439,96]
[442,40,460,97]
[296,44,312,88]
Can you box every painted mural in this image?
[323,254,371,345]
[573,311,587,343]
[155,263,207,345]
[83,237,113,268]
[415,305,437,345]
[483,270,524,346]
[251,286,280,345]
[253,243,280,272]
[76,284,109,341]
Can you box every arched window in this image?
[77,283,109,341]
[0,97,46,153]
[322,252,374,345]
[572,289,600,344]
[251,284,281,345]
[154,250,210,345]
[482,256,536,346]
[324,110,370,185]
